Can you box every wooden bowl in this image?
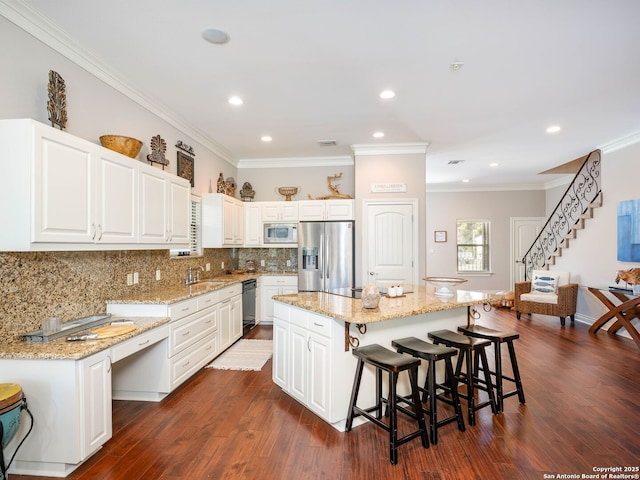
[99,135,143,158]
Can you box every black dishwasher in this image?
[242,279,257,336]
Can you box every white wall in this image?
[0,15,233,196]
[425,189,546,291]
[547,142,640,322]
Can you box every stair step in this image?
[580,208,593,220]
[565,229,576,240]
[590,191,603,208]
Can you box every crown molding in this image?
[237,155,354,169]
[0,0,236,166]
[351,142,430,156]
[426,182,547,193]
[599,130,640,154]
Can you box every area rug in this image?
[205,339,273,371]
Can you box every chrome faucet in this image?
[185,266,204,285]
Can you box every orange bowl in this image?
[99,135,143,158]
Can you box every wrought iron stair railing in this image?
[522,150,602,280]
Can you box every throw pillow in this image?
[531,272,560,294]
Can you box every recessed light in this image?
[373,131,385,138]
[490,162,499,167]
[261,135,272,142]
[450,62,464,71]
[379,90,396,99]
[546,125,561,134]
[228,96,243,106]
[202,28,230,45]
[462,179,470,183]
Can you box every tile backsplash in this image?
[0,247,299,344]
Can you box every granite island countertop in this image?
[0,316,170,361]
[273,286,502,324]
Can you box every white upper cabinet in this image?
[202,193,245,247]
[298,199,354,221]
[261,201,299,222]
[244,202,262,246]
[138,165,191,246]
[0,119,190,251]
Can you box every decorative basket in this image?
[277,186,299,201]
[99,135,143,158]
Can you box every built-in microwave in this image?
[263,223,298,244]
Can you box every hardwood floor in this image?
[10,309,640,479]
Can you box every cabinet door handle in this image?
[107,355,112,373]
[181,307,191,312]
[138,339,150,346]
[182,330,190,336]
[313,322,324,327]
[97,224,103,241]
[307,337,311,352]
[183,360,190,367]
[91,224,96,240]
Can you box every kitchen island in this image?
[272,286,500,431]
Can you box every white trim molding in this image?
[599,130,640,154]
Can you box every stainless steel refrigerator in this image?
[298,221,354,295]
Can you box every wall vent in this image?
[448,160,465,165]
[317,140,337,146]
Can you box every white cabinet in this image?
[258,276,298,324]
[298,199,354,221]
[217,285,243,352]
[107,284,242,394]
[272,304,332,421]
[80,351,113,458]
[0,118,190,251]
[244,202,262,246]
[202,193,245,247]
[139,164,191,246]
[5,351,112,476]
[261,201,299,222]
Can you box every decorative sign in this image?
[370,182,407,193]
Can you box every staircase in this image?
[522,150,602,280]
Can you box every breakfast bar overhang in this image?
[272,287,500,431]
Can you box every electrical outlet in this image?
[156,269,161,281]
[221,261,225,269]
[286,260,291,267]
[126,273,133,286]
[133,272,139,284]
[261,260,265,267]
[206,263,211,271]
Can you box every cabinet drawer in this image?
[168,298,199,320]
[197,291,219,310]
[307,312,332,338]
[170,333,217,390]
[111,324,169,363]
[170,307,217,357]
[273,302,290,322]
[219,284,242,299]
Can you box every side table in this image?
[587,287,640,351]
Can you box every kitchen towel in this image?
[205,339,273,371]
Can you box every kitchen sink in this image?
[187,280,227,289]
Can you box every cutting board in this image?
[92,323,136,339]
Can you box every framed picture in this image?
[434,230,447,243]
[177,151,194,187]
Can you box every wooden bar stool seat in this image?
[427,330,498,426]
[345,344,429,465]
[457,324,526,413]
[391,337,466,444]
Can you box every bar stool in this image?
[391,337,466,444]
[457,324,526,413]
[428,330,498,426]
[345,344,429,465]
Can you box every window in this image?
[171,195,201,257]
[456,219,490,273]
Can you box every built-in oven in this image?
[242,279,257,336]
[263,223,298,244]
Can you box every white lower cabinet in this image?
[258,275,298,324]
[273,303,333,422]
[5,351,112,477]
[217,288,243,352]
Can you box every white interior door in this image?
[363,200,417,288]
[511,217,545,287]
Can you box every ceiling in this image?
[9,0,640,189]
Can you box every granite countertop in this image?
[273,286,503,324]
[0,316,170,360]
[106,271,297,305]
